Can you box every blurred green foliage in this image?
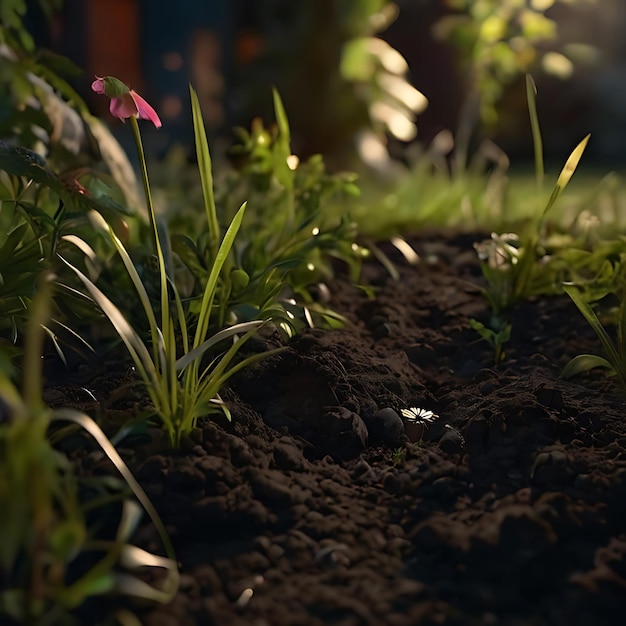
[233,0,426,169]
[0,0,63,52]
[434,0,595,170]
[0,0,88,161]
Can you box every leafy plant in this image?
[0,142,132,368]
[173,89,365,338]
[0,272,178,624]
[468,316,511,364]
[63,82,284,447]
[390,447,407,465]
[466,76,590,362]
[474,76,589,317]
[561,260,626,391]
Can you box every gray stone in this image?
[363,407,406,447]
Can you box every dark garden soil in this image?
[48,232,626,626]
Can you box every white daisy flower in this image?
[400,407,439,424]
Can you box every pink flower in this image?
[91,76,162,128]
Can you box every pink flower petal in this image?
[91,77,106,94]
[91,75,162,128]
[109,93,138,121]
[130,90,162,128]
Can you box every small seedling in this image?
[469,317,511,364]
[562,279,626,392]
[472,76,590,361]
[391,447,407,465]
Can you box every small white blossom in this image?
[400,407,439,424]
[474,232,520,269]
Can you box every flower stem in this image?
[129,116,170,362]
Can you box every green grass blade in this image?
[271,88,294,192]
[157,217,176,295]
[21,270,53,409]
[59,257,159,391]
[541,134,590,219]
[563,284,623,380]
[63,220,161,357]
[176,320,264,372]
[198,325,268,388]
[51,409,179,603]
[193,203,246,349]
[526,74,544,192]
[190,84,220,258]
[619,297,626,358]
[272,88,291,159]
[170,276,189,354]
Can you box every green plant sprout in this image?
[63,79,284,447]
[468,316,511,364]
[561,262,626,391]
[0,273,178,624]
[469,76,589,361]
[474,76,589,316]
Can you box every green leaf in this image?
[190,84,220,258]
[271,89,294,192]
[562,284,626,390]
[0,141,46,171]
[49,519,85,559]
[171,234,205,278]
[563,284,621,368]
[562,354,614,379]
[101,76,130,97]
[0,141,132,218]
[36,49,83,79]
[193,203,246,349]
[273,88,291,155]
[542,134,590,219]
[176,320,264,372]
[526,74,544,190]
[0,0,27,30]
[52,408,179,602]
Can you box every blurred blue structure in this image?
[138,0,230,151]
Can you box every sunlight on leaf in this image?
[543,134,591,218]
[190,84,220,258]
[526,74,544,190]
[562,353,614,379]
[176,320,264,372]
